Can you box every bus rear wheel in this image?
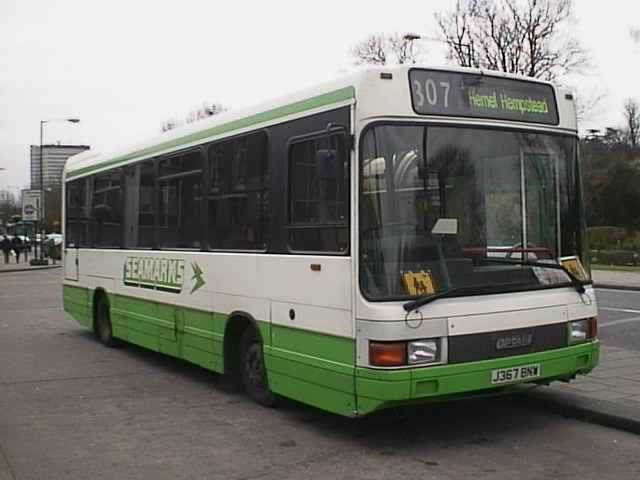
[95,296,118,348]
[240,328,277,407]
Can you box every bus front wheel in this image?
[239,328,277,407]
[95,296,118,348]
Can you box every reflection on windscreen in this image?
[359,125,586,300]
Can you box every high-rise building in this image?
[30,144,90,190]
[0,190,15,203]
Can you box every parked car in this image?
[45,233,63,260]
[45,233,62,246]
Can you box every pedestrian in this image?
[12,236,22,264]
[1,235,10,264]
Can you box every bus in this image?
[62,66,599,416]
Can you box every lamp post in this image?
[31,118,80,266]
[403,33,421,42]
[402,33,472,63]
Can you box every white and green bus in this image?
[63,66,599,416]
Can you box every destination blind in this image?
[409,69,559,125]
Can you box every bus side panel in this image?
[254,106,356,415]
[264,255,355,416]
[63,284,92,328]
[181,309,225,373]
[111,294,161,352]
[109,291,226,373]
[266,324,356,417]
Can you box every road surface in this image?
[596,288,640,351]
[1,270,639,480]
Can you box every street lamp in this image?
[402,33,472,63]
[403,33,421,42]
[31,118,80,266]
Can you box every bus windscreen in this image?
[409,69,559,125]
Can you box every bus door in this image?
[484,151,559,260]
[523,152,558,259]
[64,246,79,281]
[64,180,86,282]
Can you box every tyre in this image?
[239,328,277,407]
[94,296,118,348]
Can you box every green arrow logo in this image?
[190,262,205,294]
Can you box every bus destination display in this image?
[409,69,559,125]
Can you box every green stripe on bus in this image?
[355,341,599,414]
[66,86,355,179]
[62,284,92,328]
[63,285,599,416]
[62,285,356,409]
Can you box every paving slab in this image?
[528,345,640,434]
[0,446,14,480]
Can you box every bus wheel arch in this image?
[223,312,276,406]
[223,312,258,380]
[92,288,117,347]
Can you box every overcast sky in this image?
[1,0,638,195]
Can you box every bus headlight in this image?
[569,319,595,344]
[408,339,440,364]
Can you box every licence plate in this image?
[490,364,541,385]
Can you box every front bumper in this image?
[355,340,600,415]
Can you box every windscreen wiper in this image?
[402,283,530,313]
[481,258,588,295]
[402,259,589,313]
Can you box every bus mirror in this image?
[432,218,458,235]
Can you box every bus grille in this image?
[447,323,568,364]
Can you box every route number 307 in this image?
[412,79,451,108]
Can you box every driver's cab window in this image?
[359,125,566,300]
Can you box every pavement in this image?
[0,259,60,274]
[522,278,640,435]
[527,345,640,434]
[592,268,640,291]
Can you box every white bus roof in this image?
[65,65,576,181]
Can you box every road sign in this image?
[21,190,42,222]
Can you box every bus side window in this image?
[65,183,77,247]
[157,152,203,249]
[123,161,155,249]
[207,131,268,251]
[287,132,349,253]
[90,170,123,248]
[65,179,88,248]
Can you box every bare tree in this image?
[186,102,227,124]
[161,102,227,132]
[623,99,640,148]
[0,191,20,226]
[603,127,626,146]
[351,34,388,65]
[351,33,421,65]
[436,0,585,81]
[574,88,606,123]
[161,116,180,133]
[435,0,482,67]
[632,27,640,55]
